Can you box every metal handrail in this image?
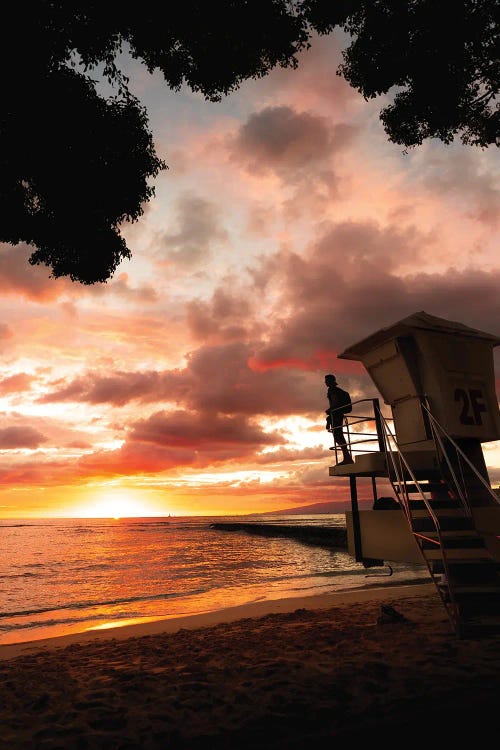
[329,394,498,638]
[374,405,461,633]
[421,403,500,508]
[328,398,393,459]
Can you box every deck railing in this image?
[328,397,390,465]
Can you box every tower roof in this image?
[339,311,500,361]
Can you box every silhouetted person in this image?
[325,374,353,464]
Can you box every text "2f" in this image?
[454,388,487,426]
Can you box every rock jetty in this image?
[210,523,347,549]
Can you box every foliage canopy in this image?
[2,2,498,283]
[305,0,499,149]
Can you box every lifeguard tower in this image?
[329,311,500,637]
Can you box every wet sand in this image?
[1,582,499,748]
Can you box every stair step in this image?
[430,557,496,570]
[461,620,500,638]
[438,585,500,615]
[412,516,474,532]
[411,508,470,520]
[446,584,500,595]
[430,560,500,582]
[420,535,486,550]
[437,572,500,586]
[424,547,491,560]
[455,592,500,616]
[397,481,449,494]
[399,469,442,481]
[408,499,462,510]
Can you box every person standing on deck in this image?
[324,374,353,464]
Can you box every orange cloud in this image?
[0,372,34,394]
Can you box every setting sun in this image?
[70,492,162,519]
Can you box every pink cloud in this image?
[230,106,355,180]
[245,32,358,115]
[76,410,282,476]
[0,244,157,306]
[185,288,255,343]
[414,147,500,227]
[0,426,47,449]
[37,342,327,418]
[38,371,165,406]
[0,26,498,512]
[156,192,228,266]
[0,323,13,340]
[129,410,281,449]
[249,220,500,369]
[97,273,158,303]
[0,372,34,394]
[0,244,70,301]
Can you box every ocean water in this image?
[0,515,428,645]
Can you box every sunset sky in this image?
[1,31,499,519]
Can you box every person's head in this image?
[325,374,337,386]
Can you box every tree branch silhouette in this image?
[2,2,497,283]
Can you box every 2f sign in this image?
[454,387,487,426]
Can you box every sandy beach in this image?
[1,581,499,748]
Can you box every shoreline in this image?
[0,580,434,661]
[2,580,500,748]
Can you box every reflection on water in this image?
[0,515,428,645]
[88,616,163,631]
